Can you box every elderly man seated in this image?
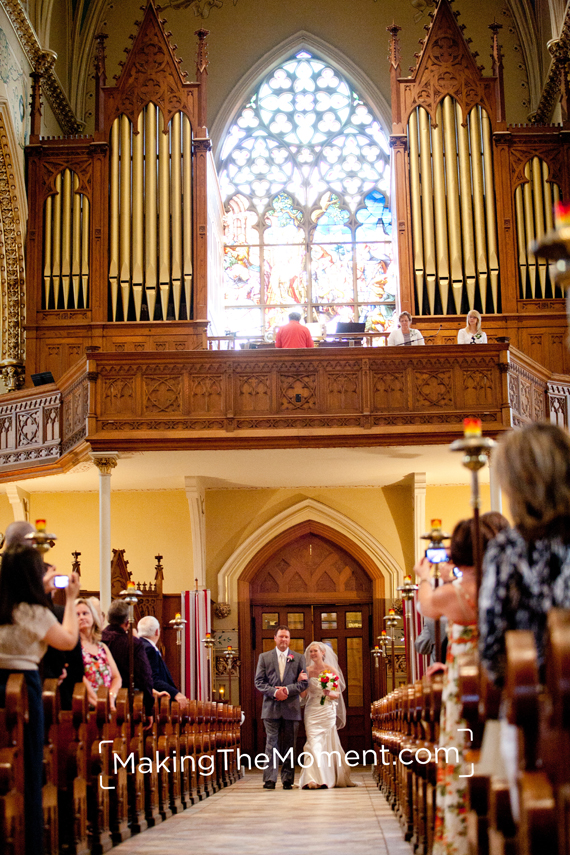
[137,615,187,708]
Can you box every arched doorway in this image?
[238,520,384,756]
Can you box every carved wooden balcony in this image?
[0,343,567,481]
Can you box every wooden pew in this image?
[56,683,89,855]
[0,673,26,855]
[42,679,60,855]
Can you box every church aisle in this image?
[113,768,413,855]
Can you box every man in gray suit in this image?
[254,625,308,789]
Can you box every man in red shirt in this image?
[275,312,315,349]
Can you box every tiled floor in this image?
[113,768,413,855]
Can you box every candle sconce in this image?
[397,574,419,683]
[170,613,187,646]
[201,631,215,700]
[383,609,401,690]
[25,519,57,555]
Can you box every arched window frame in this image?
[214,34,396,339]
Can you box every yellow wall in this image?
[20,490,193,594]
[425,483,494,536]
[205,484,414,591]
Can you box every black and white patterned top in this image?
[479,526,570,685]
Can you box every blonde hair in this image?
[495,422,570,541]
[76,597,102,642]
[465,310,482,333]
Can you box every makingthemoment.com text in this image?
[107,745,461,777]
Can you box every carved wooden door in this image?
[249,530,373,757]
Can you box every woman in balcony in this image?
[457,309,487,344]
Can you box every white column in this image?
[90,453,119,616]
[185,476,206,588]
[5,483,30,521]
[413,472,427,566]
[489,452,503,513]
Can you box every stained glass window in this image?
[219,51,395,338]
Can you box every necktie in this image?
[279,652,285,681]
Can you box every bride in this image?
[298,641,356,789]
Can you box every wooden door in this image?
[251,603,372,755]
[313,604,372,753]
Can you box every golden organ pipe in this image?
[158,110,170,320]
[61,169,72,309]
[109,119,120,320]
[543,163,557,289]
[481,110,499,313]
[419,107,436,314]
[469,108,488,311]
[532,156,547,297]
[408,110,425,314]
[456,103,476,308]
[523,161,537,297]
[52,173,62,307]
[552,182,561,291]
[145,105,158,321]
[72,173,81,308]
[443,96,462,314]
[514,185,527,297]
[183,115,193,317]
[43,195,53,309]
[132,111,144,321]
[81,197,89,308]
[120,115,132,320]
[171,112,182,320]
[431,102,449,312]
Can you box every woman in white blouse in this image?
[457,310,487,344]
[0,546,80,855]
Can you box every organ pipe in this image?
[431,102,449,311]
[469,108,488,311]
[418,107,436,314]
[158,110,171,320]
[71,173,81,308]
[443,95,462,313]
[120,114,132,320]
[481,111,499,313]
[132,112,144,320]
[171,112,182,320]
[183,115,193,316]
[61,169,72,308]
[456,102,477,309]
[523,162,537,297]
[52,173,62,306]
[43,195,52,308]
[109,119,120,319]
[532,156,547,296]
[408,109,425,313]
[145,106,158,321]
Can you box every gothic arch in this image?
[210,30,392,162]
[218,497,402,605]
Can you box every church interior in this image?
[0,0,569,852]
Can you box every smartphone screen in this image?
[53,575,69,588]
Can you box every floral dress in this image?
[432,620,477,855]
[82,642,113,690]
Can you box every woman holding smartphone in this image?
[0,545,80,855]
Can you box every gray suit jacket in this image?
[254,648,308,720]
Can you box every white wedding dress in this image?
[298,677,356,788]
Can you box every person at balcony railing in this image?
[387,311,425,346]
[0,545,80,855]
[275,311,315,348]
[415,512,509,855]
[457,309,487,344]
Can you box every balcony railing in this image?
[0,343,566,480]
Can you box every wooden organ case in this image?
[24,0,213,386]
[389,0,570,374]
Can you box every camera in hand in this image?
[53,575,69,588]
[425,546,448,564]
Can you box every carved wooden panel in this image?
[250,533,372,602]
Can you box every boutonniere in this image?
[286,654,294,663]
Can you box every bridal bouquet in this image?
[318,669,339,705]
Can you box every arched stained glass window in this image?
[219,51,395,338]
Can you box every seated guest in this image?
[76,598,121,709]
[457,309,487,344]
[101,600,154,719]
[387,311,425,346]
[137,615,187,707]
[480,422,570,686]
[0,545,80,855]
[4,520,85,710]
[275,311,315,348]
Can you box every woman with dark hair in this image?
[0,545,80,855]
[480,422,570,685]
[414,511,509,855]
